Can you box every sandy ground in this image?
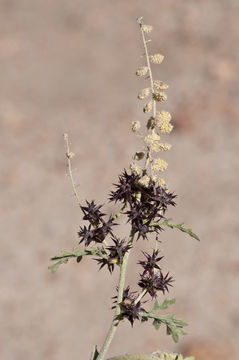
[1,1,239,359]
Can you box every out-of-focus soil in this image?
[1,1,239,359]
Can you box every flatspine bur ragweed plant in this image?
[49,17,199,360]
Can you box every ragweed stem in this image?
[137,18,156,174]
[96,231,135,360]
[138,18,156,119]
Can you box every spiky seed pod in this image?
[136,66,148,76]
[130,163,142,176]
[143,100,153,113]
[138,250,164,275]
[154,80,169,90]
[141,24,153,33]
[109,170,140,204]
[114,286,145,326]
[131,121,141,132]
[96,237,132,273]
[133,151,145,161]
[81,200,105,227]
[153,92,168,102]
[138,271,173,298]
[137,88,150,100]
[150,54,164,64]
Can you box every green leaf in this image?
[158,298,176,310]
[171,330,179,343]
[48,257,68,273]
[156,218,200,241]
[48,246,107,273]
[151,300,160,313]
[153,319,161,330]
[150,298,176,314]
[140,311,188,343]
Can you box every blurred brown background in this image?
[1,0,239,359]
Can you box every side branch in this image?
[63,133,81,206]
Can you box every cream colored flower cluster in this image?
[130,18,174,188]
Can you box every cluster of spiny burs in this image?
[49,17,198,360]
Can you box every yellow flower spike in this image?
[135,18,173,182]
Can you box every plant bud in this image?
[153,92,168,102]
[137,88,150,100]
[143,100,153,113]
[142,24,153,33]
[136,66,148,76]
[150,54,164,64]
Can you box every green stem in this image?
[96,231,135,360]
[114,203,128,220]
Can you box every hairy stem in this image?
[96,231,135,360]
